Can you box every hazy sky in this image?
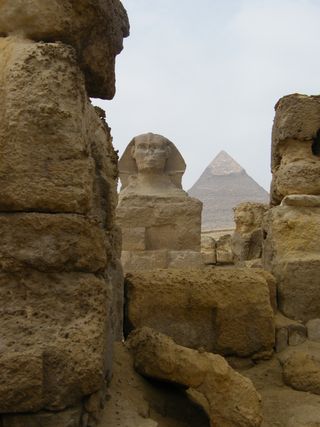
[94,0,320,191]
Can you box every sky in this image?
[93,0,320,191]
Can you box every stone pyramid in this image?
[188,150,269,230]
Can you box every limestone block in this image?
[2,407,82,427]
[125,268,275,358]
[244,259,263,268]
[0,0,129,99]
[283,351,320,395]
[201,235,216,265]
[0,213,107,273]
[263,205,320,321]
[274,313,305,353]
[167,250,203,269]
[288,324,307,346]
[121,227,146,251]
[271,94,320,204]
[0,271,111,412]
[127,327,263,427]
[0,38,118,221]
[307,319,320,342]
[0,352,43,413]
[216,234,233,264]
[282,194,320,208]
[253,269,277,313]
[117,196,202,252]
[0,39,94,213]
[275,328,288,353]
[121,250,168,272]
[232,230,263,265]
[232,202,269,265]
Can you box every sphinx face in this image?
[132,135,170,174]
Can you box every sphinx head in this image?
[131,133,171,174]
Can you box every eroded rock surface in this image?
[0,0,129,99]
[263,204,320,321]
[271,94,320,205]
[0,1,128,424]
[127,327,263,427]
[125,268,275,358]
[282,351,320,395]
[232,202,269,265]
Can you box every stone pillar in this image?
[0,1,129,426]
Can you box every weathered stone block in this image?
[0,38,118,219]
[121,250,168,272]
[125,268,275,358]
[117,196,202,252]
[0,39,93,213]
[201,235,216,265]
[0,271,111,412]
[0,213,107,273]
[0,352,43,413]
[283,351,320,395]
[275,328,288,353]
[121,227,146,251]
[263,205,320,321]
[0,0,129,99]
[307,319,320,342]
[271,94,320,204]
[167,250,203,269]
[216,234,233,264]
[232,202,269,265]
[288,324,307,346]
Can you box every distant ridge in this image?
[188,151,269,230]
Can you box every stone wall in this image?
[0,2,129,426]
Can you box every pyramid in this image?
[188,151,269,230]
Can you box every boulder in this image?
[127,327,263,427]
[282,351,320,395]
[0,0,129,99]
[125,268,275,358]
